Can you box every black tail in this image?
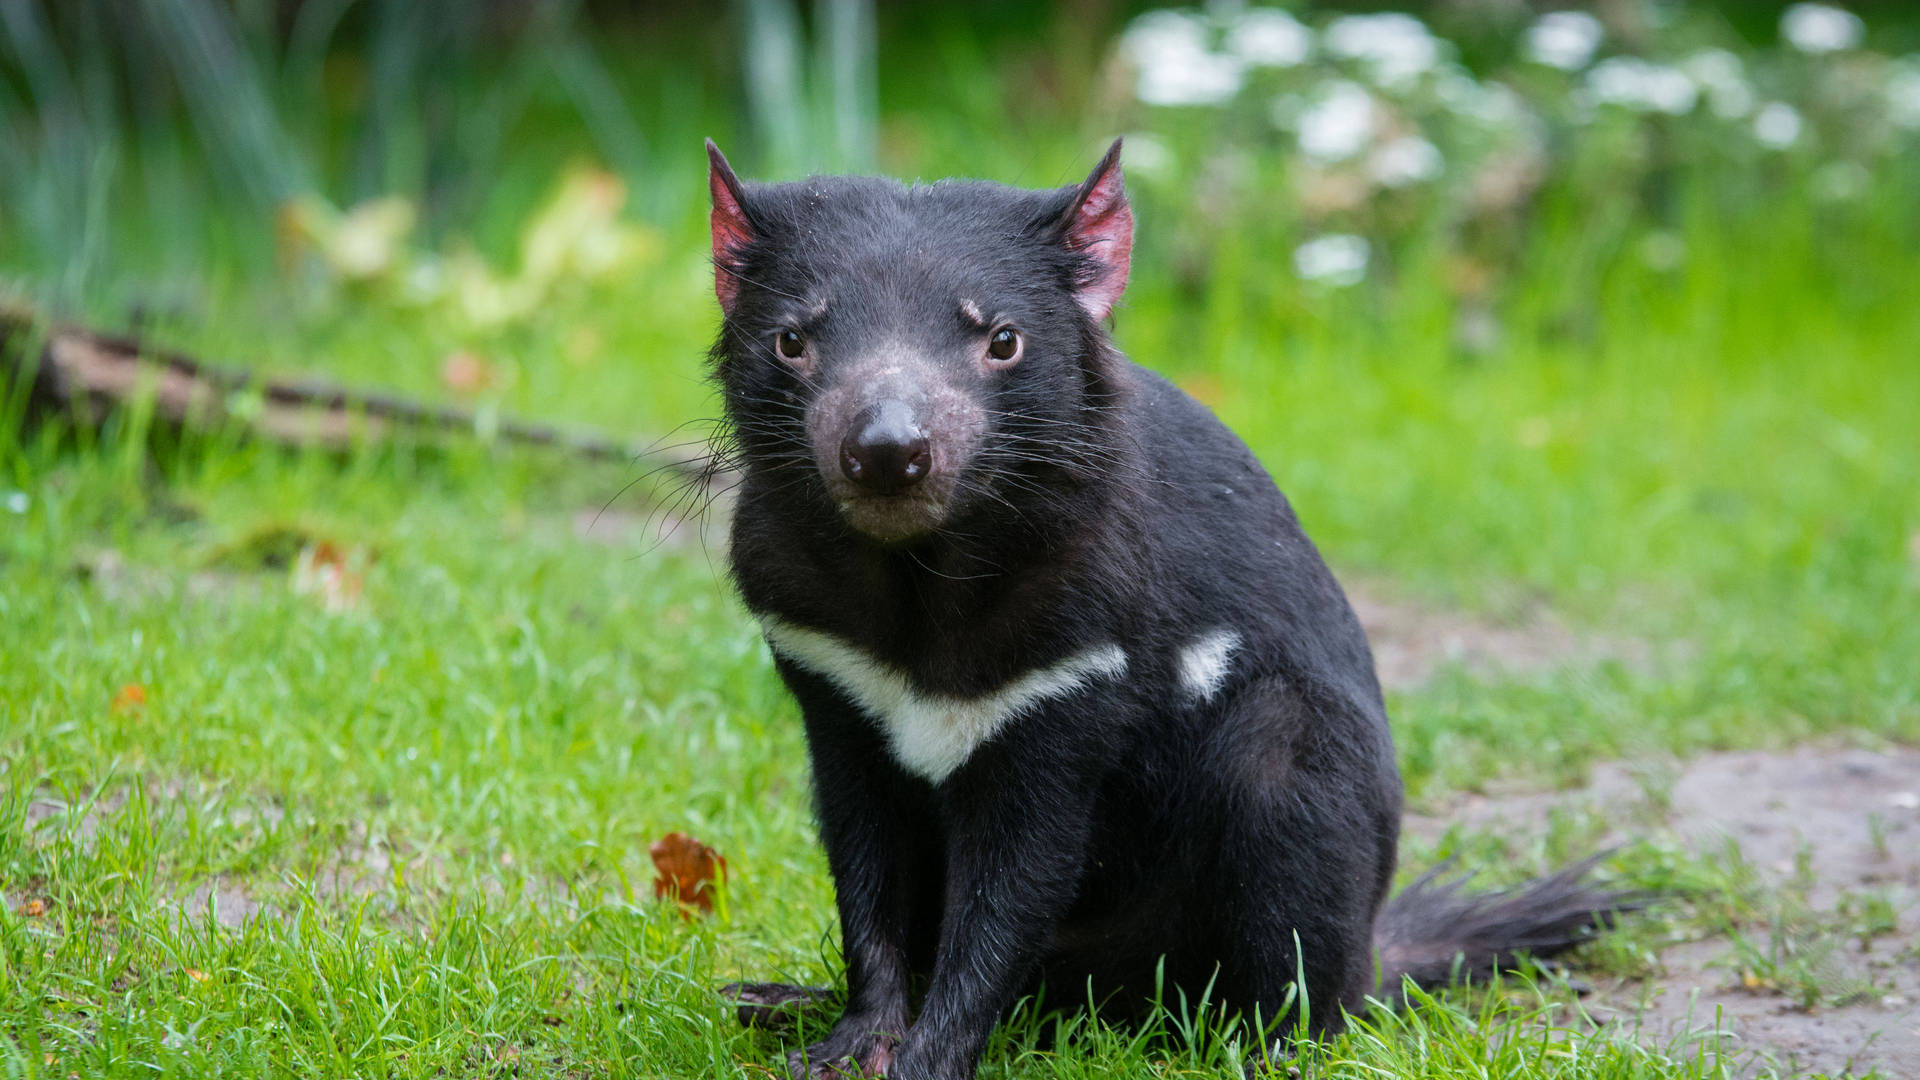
[1373,853,1655,994]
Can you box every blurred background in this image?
[4,4,1920,1075]
[7,0,1917,608]
[4,0,1917,435]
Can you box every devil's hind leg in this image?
[1202,675,1399,1039]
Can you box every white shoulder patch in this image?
[760,618,1128,783]
[1178,628,1241,701]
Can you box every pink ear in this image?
[707,139,754,314]
[1060,139,1133,322]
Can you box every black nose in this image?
[840,400,932,495]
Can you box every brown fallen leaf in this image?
[440,350,496,394]
[292,541,369,613]
[649,831,727,915]
[185,968,208,983]
[111,683,147,713]
[18,898,47,917]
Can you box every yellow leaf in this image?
[329,197,416,280]
[518,163,660,291]
[277,194,416,282]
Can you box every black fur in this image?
[706,142,1638,1080]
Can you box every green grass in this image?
[4,197,1914,1074]
[5,8,1920,1078]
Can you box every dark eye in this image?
[986,327,1022,366]
[774,328,806,360]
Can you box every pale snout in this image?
[808,356,985,542]
[839,400,933,495]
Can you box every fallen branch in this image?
[0,301,711,482]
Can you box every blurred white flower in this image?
[1324,13,1440,89]
[1887,61,1920,129]
[1436,68,1530,129]
[1140,56,1244,106]
[1123,10,1245,106]
[1294,80,1378,162]
[1122,10,1207,61]
[1753,102,1803,147]
[1121,132,1175,179]
[1639,230,1685,272]
[1294,234,1370,286]
[1682,49,1755,119]
[3,491,26,515]
[1227,8,1312,68]
[1523,11,1603,72]
[1813,161,1870,201]
[1781,4,1863,54]
[1585,57,1698,114]
[1368,135,1443,187]
[403,257,447,303]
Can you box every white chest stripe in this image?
[1178,629,1241,701]
[760,618,1128,783]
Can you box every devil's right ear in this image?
[1052,138,1132,323]
[707,139,755,314]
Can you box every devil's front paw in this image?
[785,1016,900,1079]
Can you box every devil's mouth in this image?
[836,491,949,543]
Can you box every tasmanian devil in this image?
[705,139,1637,1080]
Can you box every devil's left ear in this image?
[707,138,755,314]
[1054,138,1133,322]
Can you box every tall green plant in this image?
[733,0,877,175]
[0,0,667,303]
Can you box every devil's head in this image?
[706,140,1134,545]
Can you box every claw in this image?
[786,1029,897,1079]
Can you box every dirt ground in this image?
[1410,746,1920,1077]
[1342,580,1641,691]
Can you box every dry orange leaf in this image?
[111,683,147,713]
[185,968,209,983]
[440,350,496,394]
[18,898,47,917]
[293,541,368,612]
[649,831,727,915]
